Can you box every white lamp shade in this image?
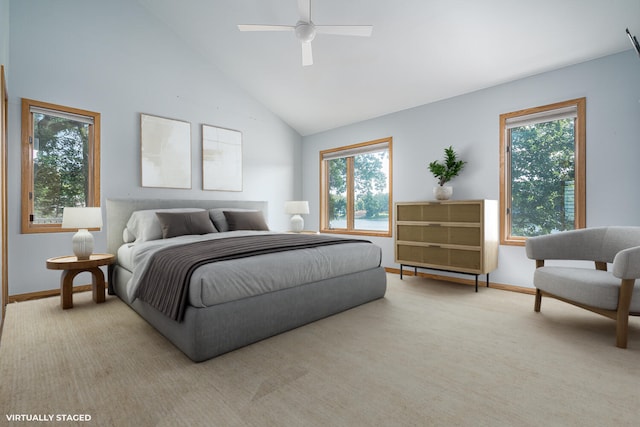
[62,207,103,229]
[284,201,310,215]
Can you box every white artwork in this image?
[140,114,191,189]
[202,124,242,191]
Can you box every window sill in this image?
[320,229,392,238]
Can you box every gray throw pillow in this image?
[223,210,269,231]
[155,211,217,239]
[126,208,205,242]
[208,208,254,232]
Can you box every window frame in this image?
[21,98,101,234]
[319,137,392,238]
[499,97,586,246]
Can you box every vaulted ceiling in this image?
[136,0,640,136]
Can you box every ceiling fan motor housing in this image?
[295,21,316,42]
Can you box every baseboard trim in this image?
[383,267,536,295]
[7,283,108,304]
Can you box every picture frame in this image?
[202,124,243,191]
[140,113,191,189]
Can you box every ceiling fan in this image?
[238,0,373,66]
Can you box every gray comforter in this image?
[119,231,382,311]
[135,233,376,321]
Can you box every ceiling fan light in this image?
[295,21,316,43]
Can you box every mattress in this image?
[117,230,382,308]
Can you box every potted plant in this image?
[428,146,466,200]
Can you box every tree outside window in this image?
[33,113,90,223]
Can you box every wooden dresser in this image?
[394,200,498,291]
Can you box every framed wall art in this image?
[140,113,191,189]
[202,124,243,191]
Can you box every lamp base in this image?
[290,215,304,233]
[72,229,94,260]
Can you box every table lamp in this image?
[61,207,103,260]
[284,201,309,232]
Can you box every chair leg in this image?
[616,315,629,349]
[615,279,635,349]
[534,288,542,312]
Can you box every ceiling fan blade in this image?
[301,42,313,66]
[237,24,295,32]
[315,25,373,37]
[297,0,311,23]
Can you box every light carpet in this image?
[1,274,639,427]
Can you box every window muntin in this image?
[21,99,100,233]
[320,137,392,237]
[499,98,585,245]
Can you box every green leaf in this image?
[428,146,466,186]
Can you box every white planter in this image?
[433,185,453,200]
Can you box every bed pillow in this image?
[125,208,205,242]
[223,210,270,231]
[209,208,256,232]
[123,227,135,244]
[155,210,217,239]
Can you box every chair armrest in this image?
[525,228,605,261]
[613,246,640,279]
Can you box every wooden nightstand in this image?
[46,253,115,309]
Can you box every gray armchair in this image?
[525,227,640,348]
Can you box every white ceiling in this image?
[136,0,640,136]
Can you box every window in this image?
[320,137,392,237]
[21,99,100,233]
[499,98,585,245]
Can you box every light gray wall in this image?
[6,0,302,295]
[302,50,640,288]
[4,1,640,295]
[0,0,8,69]
[0,0,7,316]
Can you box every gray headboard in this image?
[106,199,268,256]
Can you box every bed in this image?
[106,198,387,362]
